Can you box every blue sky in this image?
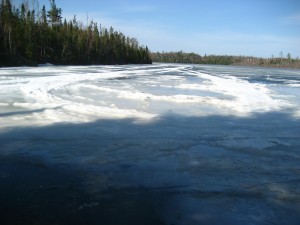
[14,0,300,57]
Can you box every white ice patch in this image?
[183,71,292,115]
[0,64,299,128]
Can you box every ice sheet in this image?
[0,64,298,128]
[0,64,300,225]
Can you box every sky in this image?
[13,0,300,57]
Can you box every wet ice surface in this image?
[0,64,300,225]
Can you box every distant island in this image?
[151,51,300,69]
[0,0,152,67]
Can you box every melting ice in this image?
[0,64,300,225]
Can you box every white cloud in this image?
[63,11,172,47]
[148,31,300,58]
[120,4,156,13]
[283,13,300,25]
[62,11,300,58]
[186,32,300,57]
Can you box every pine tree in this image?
[0,0,152,66]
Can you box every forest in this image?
[152,51,300,68]
[0,0,152,66]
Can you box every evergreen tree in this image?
[0,0,152,66]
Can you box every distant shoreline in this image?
[1,53,299,69]
[151,61,300,70]
[151,52,300,69]
[0,53,152,68]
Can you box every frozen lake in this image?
[0,64,300,225]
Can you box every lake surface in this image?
[1,64,300,225]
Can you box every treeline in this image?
[151,51,300,68]
[232,55,300,68]
[0,0,152,67]
[152,51,235,65]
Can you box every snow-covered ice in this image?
[0,64,300,225]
